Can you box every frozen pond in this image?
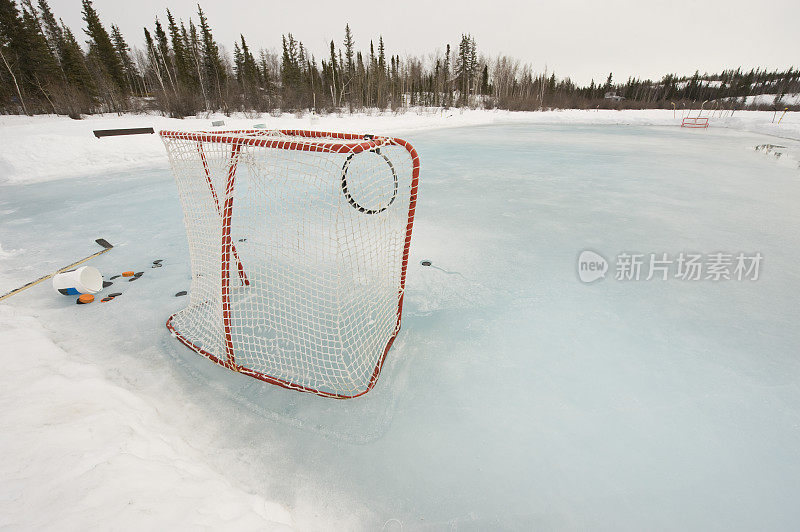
[2,124,800,529]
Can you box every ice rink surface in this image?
[2,123,800,529]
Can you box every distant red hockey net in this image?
[681,117,709,129]
[160,129,420,398]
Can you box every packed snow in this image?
[674,79,725,89]
[733,93,800,107]
[1,110,800,529]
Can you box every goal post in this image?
[160,129,420,398]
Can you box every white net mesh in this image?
[161,129,419,398]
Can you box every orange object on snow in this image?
[121,271,135,277]
[77,294,95,304]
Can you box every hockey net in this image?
[160,129,420,398]
[681,117,709,128]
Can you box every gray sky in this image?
[51,0,798,85]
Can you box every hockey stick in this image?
[0,238,114,302]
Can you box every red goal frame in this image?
[160,129,420,398]
[681,117,709,128]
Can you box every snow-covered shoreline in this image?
[0,305,298,530]
[1,108,798,185]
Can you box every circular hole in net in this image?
[341,150,398,215]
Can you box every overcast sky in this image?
[50,0,798,85]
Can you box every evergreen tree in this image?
[36,0,61,55]
[153,18,175,92]
[455,34,474,104]
[58,20,95,114]
[687,70,700,100]
[20,1,59,90]
[378,36,385,72]
[469,36,477,89]
[0,0,61,111]
[0,0,22,51]
[232,40,242,81]
[239,34,258,86]
[197,5,224,105]
[110,24,137,94]
[443,43,451,107]
[60,20,93,95]
[3,4,797,115]
[166,9,191,87]
[257,48,271,86]
[281,33,300,85]
[187,19,208,106]
[0,0,29,112]
[81,0,126,93]
[343,23,354,76]
[328,39,338,105]
[356,50,365,106]
[143,27,166,92]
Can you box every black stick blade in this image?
[95,238,113,249]
[93,127,154,138]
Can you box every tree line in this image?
[1,0,798,117]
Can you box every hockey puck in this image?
[76,294,94,304]
[175,291,187,297]
[421,260,432,266]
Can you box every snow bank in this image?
[675,79,725,89]
[0,305,294,530]
[1,108,797,185]
[733,93,800,107]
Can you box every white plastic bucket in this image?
[52,266,102,295]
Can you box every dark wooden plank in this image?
[93,127,155,138]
